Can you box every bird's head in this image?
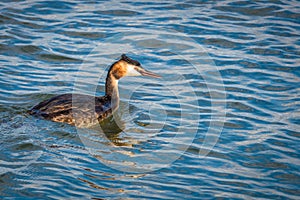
[109,54,161,79]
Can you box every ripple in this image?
[0,0,299,199]
[38,53,82,62]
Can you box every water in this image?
[1,0,299,199]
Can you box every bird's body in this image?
[29,93,112,127]
[28,54,160,127]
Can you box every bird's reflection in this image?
[90,111,133,147]
[85,102,146,150]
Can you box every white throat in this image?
[126,64,141,76]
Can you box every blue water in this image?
[1,0,300,199]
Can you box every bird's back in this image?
[29,93,112,127]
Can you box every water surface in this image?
[0,0,299,199]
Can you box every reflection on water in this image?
[92,110,127,147]
[1,0,300,199]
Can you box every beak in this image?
[138,68,162,78]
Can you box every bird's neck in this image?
[105,73,119,111]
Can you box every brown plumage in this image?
[28,54,161,127]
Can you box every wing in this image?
[29,93,111,126]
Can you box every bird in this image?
[28,54,161,127]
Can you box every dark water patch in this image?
[95,10,141,17]
[19,45,43,54]
[59,30,108,40]
[38,53,82,63]
[214,4,282,17]
[203,38,239,49]
[212,14,247,21]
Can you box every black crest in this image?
[121,54,141,66]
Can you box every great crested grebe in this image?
[28,54,161,127]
